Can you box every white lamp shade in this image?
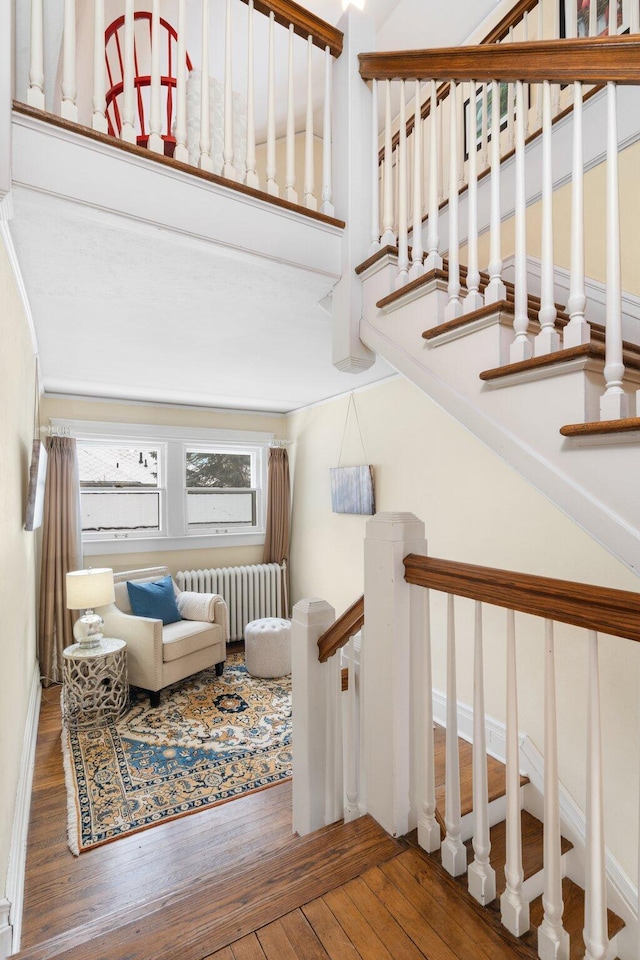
[66,568,115,610]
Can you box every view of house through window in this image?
[185,450,257,528]
[78,444,163,535]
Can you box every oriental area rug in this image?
[61,652,292,854]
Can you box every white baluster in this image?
[381,80,395,246]
[536,8,543,127]
[121,0,136,144]
[481,82,489,170]
[535,81,560,356]
[92,0,107,132]
[500,608,529,936]
[584,631,609,960]
[510,80,532,363]
[395,82,409,289]
[304,35,317,210]
[148,0,163,153]
[245,0,259,189]
[564,82,590,347]
[266,12,278,196]
[600,83,628,420]
[324,653,344,826]
[438,98,445,202]
[223,0,236,180]
[631,0,640,32]
[199,0,213,171]
[370,79,381,252]
[590,0,598,35]
[441,594,466,877]
[174,0,188,163]
[523,12,531,135]
[284,25,297,202]
[445,81,462,322]
[458,82,466,188]
[416,587,440,852]
[609,0,618,32]
[486,80,507,304]
[552,2,561,114]
[567,0,579,36]
[507,29,516,150]
[425,82,442,271]
[321,46,333,216]
[343,636,359,822]
[409,80,424,280]
[467,602,496,906]
[28,0,45,110]
[464,80,483,314]
[61,0,78,122]
[538,620,570,960]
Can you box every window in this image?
[78,443,164,538]
[185,449,257,530]
[57,420,272,555]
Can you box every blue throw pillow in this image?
[126,575,182,625]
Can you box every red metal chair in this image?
[105,12,193,157]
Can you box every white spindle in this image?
[381,81,395,246]
[174,0,188,163]
[510,80,532,363]
[121,0,136,144]
[409,81,424,279]
[538,620,570,960]
[425,82,442,270]
[481,82,489,169]
[631,0,640,32]
[500,608,530,936]
[564,82,590,347]
[438,98,445,201]
[416,588,440,852]
[321,46,333,216]
[584,631,609,960]
[61,0,78,122]
[535,81,560,356]
[600,83,628,420]
[536,7,543,127]
[223,0,236,179]
[304,36,317,210]
[458,82,466,187]
[148,0,163,153]
[609,0,618,32]
[245,0,259,189]
[464,80,483,314]
[28,0,45,110]
[467,602,496,906]
[485,80,507,304]
[445,81,462,322]
[92,0,107,132]
[324,653,343,825]
[343,636,359,821]
[199,0,213,171]
[590,0,598,35]
[285,25,297,203]
[370,80,381,252]
[552,1,561,113]
[395,83,409,289]
[523,12,530,135]
[567,0,579,36]
[507,29,516,150]
[266,13,278,196]
[441,594,466,877]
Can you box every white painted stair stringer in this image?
[359,295,640,575]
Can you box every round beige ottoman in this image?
[244,617,291,678]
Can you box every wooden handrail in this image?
[482,0,539,44]
[403,555,640,642]
[318,595,364,662]
[360,36,640,85]
[240,0,343,57]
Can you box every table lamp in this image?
[66,568,115,648]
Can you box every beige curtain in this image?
[38,436,83,686]
[263,446,290,567]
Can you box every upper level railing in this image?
[317,594,364,662]
[19,0,343,217]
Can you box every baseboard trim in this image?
[0,900,11,960]
[4,661,42,957]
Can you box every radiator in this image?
[176,562,286,642]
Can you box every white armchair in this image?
[97,567,228,706]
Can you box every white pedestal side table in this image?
[62,638,128,727]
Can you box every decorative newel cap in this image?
[365,512,426,542]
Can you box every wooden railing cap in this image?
[318,595,365,662]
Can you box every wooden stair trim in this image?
[237,0,343,57]
[376,268,447,309]
[359,36,640,86]
[422,300,512,340]
[317,595,364,662]
[354,245,398,276]
[404,553,640,642]
[13,103,346,230]
[560,416,640,438]
[480,344,593,380]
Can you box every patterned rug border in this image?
[62,655,292,855]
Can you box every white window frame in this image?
[52,419,272,556]
[184,444,261,534]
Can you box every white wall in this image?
[287,375,640,879]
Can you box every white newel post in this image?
[292,598,337,836]
[331,8,375,375]
[363,513,427,837]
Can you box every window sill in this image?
[83,531,266,556]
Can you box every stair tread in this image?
[561,416,640,438]
[529,876,625,959]
[484,811,572,894]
